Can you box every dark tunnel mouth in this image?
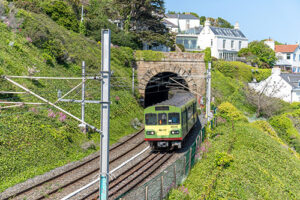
[144,72,189,107]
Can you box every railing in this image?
[116,114,217,200]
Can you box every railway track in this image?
[78,152,174,200]
[1,128,146,200]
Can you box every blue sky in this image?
[164,0,300,44]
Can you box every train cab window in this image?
[158,113,167,125]
[145,113,157,125]
[168,113,180,125]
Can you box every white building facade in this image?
[164,14,201,33]
[174,19,248,60]
[265,40,300,73]
[249,68,300,103]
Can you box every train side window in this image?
[188,106,193,119]
[158,113,167,125]
[168,113,180,125]
[182,110,186,125]
[193,103,196,114]
[145,113,157,125]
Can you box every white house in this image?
[175,20,248,60]
[265,40,300,73]
[164,14,201,33]
[249,68,300,103]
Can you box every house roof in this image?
[210,27,246,38]
[165,14,199,20]
[280,73,300,88]
[163,19,178,28]
[275,45,298,53]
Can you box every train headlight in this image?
[146,131,155,135]
[170,130,180,135]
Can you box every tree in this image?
[200,16,206,26]
[238,41,277,68]
[113,0,173,47]
[246,77,287,117]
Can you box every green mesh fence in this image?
[116,116,216,200]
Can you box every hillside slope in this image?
[168,111,300,200]
[0,9,143,192]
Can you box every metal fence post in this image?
[160,175,164,200]
[173,164,177,186]
[132,67,135,95]
[99,29,111,200]
[145,186,148,200]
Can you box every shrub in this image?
[269,113,300,153]
[214,151,233,168]
[135,50,164,61]
[218,102,247,131]
[213,60,271,82]
[251,120,277,137]
[176,43,185,52]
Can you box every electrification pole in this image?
[99,29,111,200]
[206,62,211,120]
[80,61,86,133]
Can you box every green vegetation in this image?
[214,60,271,82]
[238,41,277,68]
[269,110,300,154]
[0,3,143,191]
[168,104,300,200]
[135,50,165,61]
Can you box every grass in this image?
[168,121,300,200]
[0,9,143,192]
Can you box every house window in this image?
[299,54,300,61]
[298,67,300,73]
[293,54,296,60]
[211,39,213,47]
[223,40,226,49]
[231,40,234,49]
[239,41,242,49]
[287,54,291,60]
[298,81,300,87]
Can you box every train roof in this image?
[155,92,195,107]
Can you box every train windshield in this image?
[158,113,167,125]
[168,113,180,125]
[145,113,157,125]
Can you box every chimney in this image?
[234,22,240,30]
[205,19,211,27]
[272,67,281,76]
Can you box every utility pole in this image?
[79,61,87,133]
[99,29,111,200]
[206,62,211,120]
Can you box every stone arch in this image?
[139,66,197,97]
[141,66,198,107]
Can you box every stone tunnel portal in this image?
[144,72,189,107]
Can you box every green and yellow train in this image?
[144,92,197,149]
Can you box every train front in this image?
[144,105,182,149]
